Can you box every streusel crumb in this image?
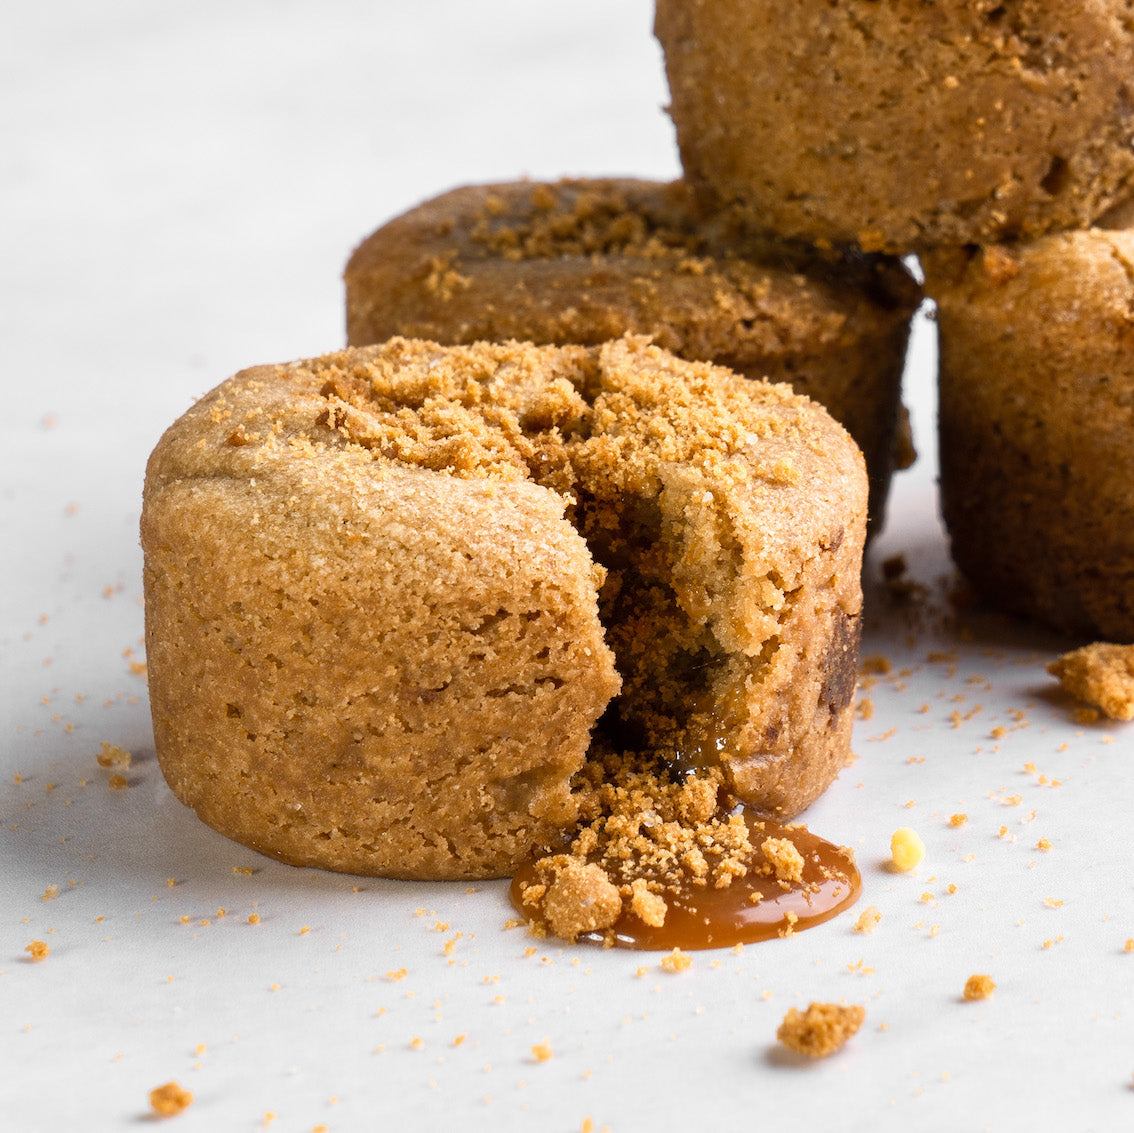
[963,974,996,1001]
[777,1002,865,1057]
[149,1081,193,1117]
[890,827,925,871]
[761,837,805,884]
[1047,643,1134,722]
[853,905,882,934]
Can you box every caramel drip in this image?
[510,810,861,951]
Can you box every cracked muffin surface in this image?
[142,337,866,878]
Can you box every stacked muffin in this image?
[655,0,1134,642]
[345,179,920,535]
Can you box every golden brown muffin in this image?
[344,178,920,532]
[142,338,867,879]
[655,0,1134,252]
[926,231,1134,642]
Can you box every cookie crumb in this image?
[963,974,995,1001]
[853,905,882,934]
[1047,643,1134,722]
[761,836,805,883]
[530,1041,554,1062]
[24,940,49,962]
[541,860,622,941]
[949,813,967,828]
[776,1002,865,1058]
[659,948,692,973]
[148,1081,193,1117]
[890,827,925,871]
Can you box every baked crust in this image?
[926,230,1134,641]
[345,178,919,531]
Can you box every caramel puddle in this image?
[510,810,861,951]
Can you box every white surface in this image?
[3,4,1132,1131]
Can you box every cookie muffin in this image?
[345,178,920,530]
[926,231,1134,641]
[655,0,1134,252]
[142,337,867,879]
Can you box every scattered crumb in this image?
[96,742,131,769]
[853,905,882,935]
[890,827,925,871]
[530,1041,554,1063]
[1035,838,1052,853]
[776,1002,865,1058]
[148,1081,193,1117]
[1047,643,1134,721]
[949,813,967,828]
[42,884,60,901]
[659,948,692,973]
[963,974,996,1001]
[108,774,128,790]
[24,940,49,962]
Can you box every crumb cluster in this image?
[518,759,757,942]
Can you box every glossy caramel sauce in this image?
[510,809,861,951]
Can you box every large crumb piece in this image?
[538,859,622,941]
[761,837,805,884]
[1047,643,1134,722]
[963,974,996,1001]
[148,1081,193,1117]
[777,1001,865,1058]
[24,940,49,962]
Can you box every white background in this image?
[3,3,1132,1130]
